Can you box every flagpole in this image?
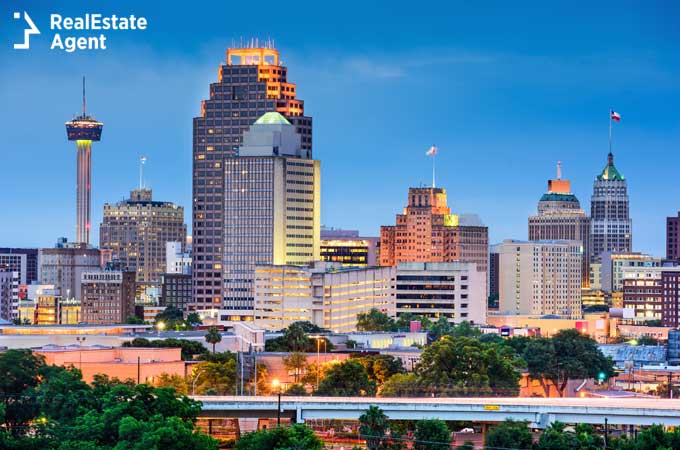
[432,153,436,188]
[609,108,612,154]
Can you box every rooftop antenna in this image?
[557,160,562,180]
[82,76,86,116]
[139,156,147,190]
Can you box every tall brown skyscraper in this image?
[380,187,488,274]
[99,188,186,287]
[528,163,590,287]
[192,44,312,309]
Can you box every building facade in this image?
[667,212,680,261]
[320,228,379,267]
[253,262,395,332]
[395,262,486,325]
[0,248,38,285]
[0,271,13,321]
[99,188,186,287]
[380,187,489,274]
[39,246,101,300]
[192,44,312,308]
[217,112,320,311]
[166,241,192,275]
[590,152,632,260]
[498,240,582,318]
[161,273,192,311]
[620,267,679,322]
[528,167,591,287]
[600,252,661,293]
[661,270,680,328]
[80,271,136,324]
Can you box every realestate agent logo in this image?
[13,11,40,49]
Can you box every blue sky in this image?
[1,1,679,256]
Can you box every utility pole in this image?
[668,372,674,399]
[604,418,609,449]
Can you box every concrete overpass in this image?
[195,396,680,428]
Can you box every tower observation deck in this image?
[65,77,103,245]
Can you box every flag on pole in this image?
[426,145,438,156]
[610,111,621,122]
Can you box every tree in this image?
[315,360,376,396]
[359,406,391,450]
[414,419,450,450]
[484,420,532,450]
[428,316,453,340]
[265,322,334,352]
[283,352,308,383]
[115,415,218,450]
[535,422,578,450]
[191,361,237,395]
[185,312,203,328]
[394,313,431,332]
[125,315,145,324]
[524,329,614,397]
[234,423,323,450]
[285,384,307,396]
[455,442,474,450]
[636,335,659,346]
[155,373,189,395]
[379,373,421,397]
[416,336,522,396]
[204,327,222,353]
[357,355,405,386]
[155,306,186,330]
[0,349,43,434]
[357,309,396,332]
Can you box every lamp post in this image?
[311,335,322,390]
[156,321,165,336]
[272,379,282,426]
[76,336,86,370]
[192,368,205,396]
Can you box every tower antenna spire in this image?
[139,156,147,190]
[82,76,86,116]
[557,160,562,180]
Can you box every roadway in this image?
[194,396,680,428]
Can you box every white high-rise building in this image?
[39,246,101,301]
[166,241,192,275]
[395,262,487,325]
[220,112,320,311]
[253,262,394,332]
[498,240,582,319]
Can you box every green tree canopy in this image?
[524,329,614,397]
[414,419,450,450]
[416,336,522,396]
[315,360,376,396]
[379,373,419,397]
[356,354,406,386]
[233,423,323,450]
[484,420,532,450]
[359,405,391,450]
[264,322,334,353]
[357,309,396,332]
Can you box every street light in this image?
[272,379,282,426]
[192,368,205,396]
[76,336,87,370]
[157,321,165,336]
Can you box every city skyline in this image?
[1,1,679,257]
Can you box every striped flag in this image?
[426,145,438,156]
[611,111,621,122]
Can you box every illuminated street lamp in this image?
[272,379,282,426]
[157,321,165,336]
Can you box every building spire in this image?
[82,76,86,116]
[557,161,562,180]
[608,152,614,166]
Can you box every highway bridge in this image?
[195,396,680,428]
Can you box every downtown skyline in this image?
[1,1,679,257]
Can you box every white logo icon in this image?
[13,11,40,49]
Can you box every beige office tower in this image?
[528,164,591,288]
[253,262,395,332]
[100,188,186,286]
[498,239,582,319]
[219,112,320,311]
